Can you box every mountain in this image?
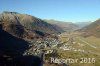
[44,19,79,32]
[78,19,100,37]
[0,12,61,66]
[0,12,61,39]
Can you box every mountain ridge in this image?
[0,11,63,39]
[44,19,79,32]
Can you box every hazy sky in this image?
[0,0,100,22]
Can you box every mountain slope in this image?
[0,24,29,56]
[0,24,42,66]
[0,12,61,39]
[79,19,100,37]
[45,19,79,32]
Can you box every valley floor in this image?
[43,32,100,66]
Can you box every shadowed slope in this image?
[0,25,42,66]
[0,26,29,56]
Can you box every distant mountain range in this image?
[0,11,83,39]
[44,19,79,32]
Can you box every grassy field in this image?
[56,32,100,66]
